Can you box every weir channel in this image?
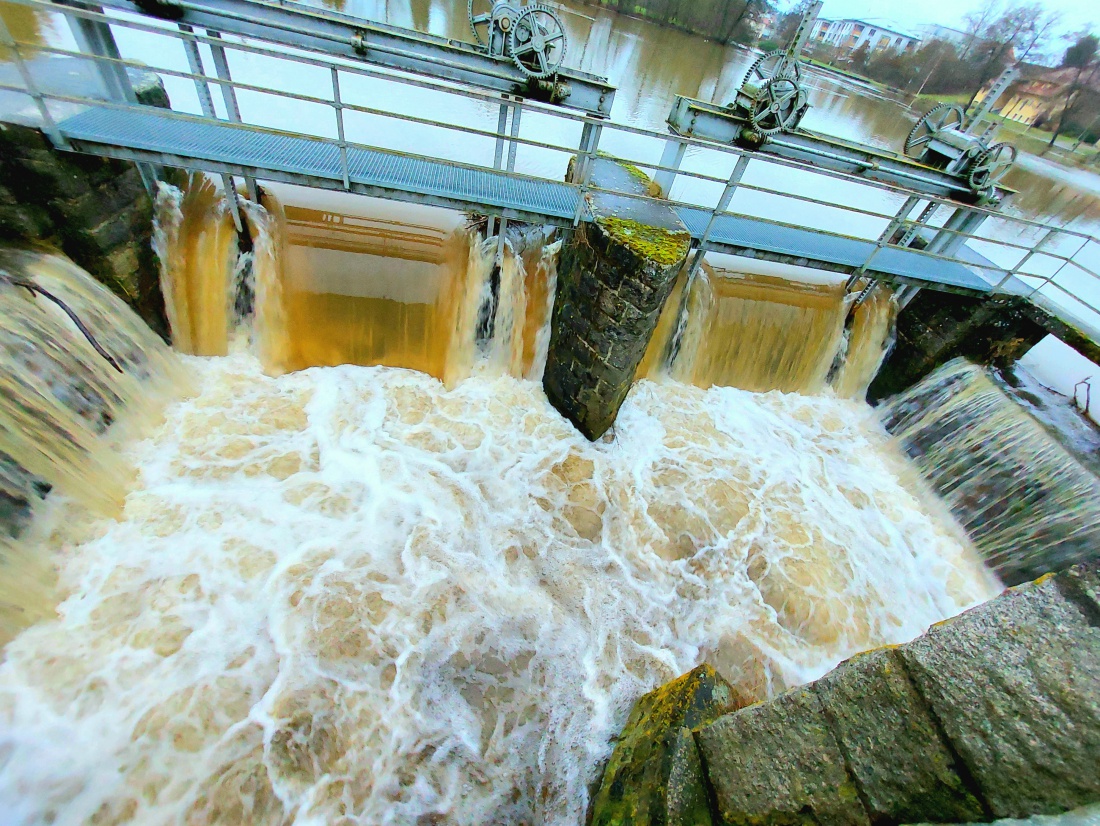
[0,0,1099,823]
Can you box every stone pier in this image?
[543,157,690,440]
[589,559,1100,825]
[0,65,172,335]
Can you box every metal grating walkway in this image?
[59,107,582,221]
[58,106,993,296]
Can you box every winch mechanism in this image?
[730,1,821,136]
[904,66,1019,197]
[468,0,567,79]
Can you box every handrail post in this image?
[178,26,242,231]
[846,194,919,290]
[687,153,751,278]
[653,137,687,198]
[331,66,350,191]
[993,226,1057,292]
[62,1,137,104]
[208,30,257,200]
[571,121,602,227]
[506,96,521,173]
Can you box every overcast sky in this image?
[805,0,1097,45]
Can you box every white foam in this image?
[0,348,998,825]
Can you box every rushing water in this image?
[0,1,1095,822]
[0,180,1005,822]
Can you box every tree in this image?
[1047,32,1100,148]
[848,43,871,73]
[964,2,1060,108]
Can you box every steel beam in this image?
[667,95,998,201]
[93,0,616,116]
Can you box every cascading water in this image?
[0,177,1001,824]
[882,358,1100,586]
[638,253,898,399]
[0,249,182,645]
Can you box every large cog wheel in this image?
[968,142,1017,194]
[742,49,801,88]
[749,76,805,136]
[904,103,964,159]
[508,4,566,79]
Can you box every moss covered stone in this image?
[595,216,690,268]
[590,664,747,826]
[544,155,691,440]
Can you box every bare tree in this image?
[1047,33,1100,149]
[965,2,1060,109]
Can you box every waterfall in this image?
[881,358,1100,585]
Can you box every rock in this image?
[813,647,986,823]
[695,687,868,826]
[898,573,1100,819]
[590,664,746,826]
[1058,558,1100,619]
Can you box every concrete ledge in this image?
[590,560,1100,825]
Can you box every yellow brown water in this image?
[639,256,895,399]
[152,173,239,356]
[0,250,182,646]
[0,190,1002,823]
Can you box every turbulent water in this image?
[0,344,997,825]
[0,181,1004,824]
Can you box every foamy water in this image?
[0,344,998,825]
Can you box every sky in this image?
[801,0,1098,45]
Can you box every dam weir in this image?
[4,163,1098,821]
[1,0,1099,822]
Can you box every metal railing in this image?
[1,0,1099,340]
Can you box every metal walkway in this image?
[4,0,1098,331]
[60,107,583,224]
[59,106,994,296]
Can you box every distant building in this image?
[975,65,1100,131]
[811,18,921,54]
[916,24,969,49]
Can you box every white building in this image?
[811,18,922,54]
[916,23,969,49]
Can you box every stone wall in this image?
[589,559,1100,825]
[543,157,690,440]
[869,291,1047,403]
[0,77,172,337]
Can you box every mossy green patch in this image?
[590,664,747,826]
[595,216,689,268]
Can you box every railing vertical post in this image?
[653,137,687,198]
[686,153,751,278]
[993,226,1057,292]
[571,121,602,227]
[0,13,68,149]
[847,194,920,290]
[506,97,521,173]
[62,2,137,104]
[331,67,350,191]
[179,24,242,231]
[896,200,938,248]
[208,30,257,200]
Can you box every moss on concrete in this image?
[590,664,747,826]
[595,216,690,268]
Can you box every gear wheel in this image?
[904,102,964,159]
[742,49,801,88]
[508,4,567,79]
[749,76,806,136]
[968,141,1017,194]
